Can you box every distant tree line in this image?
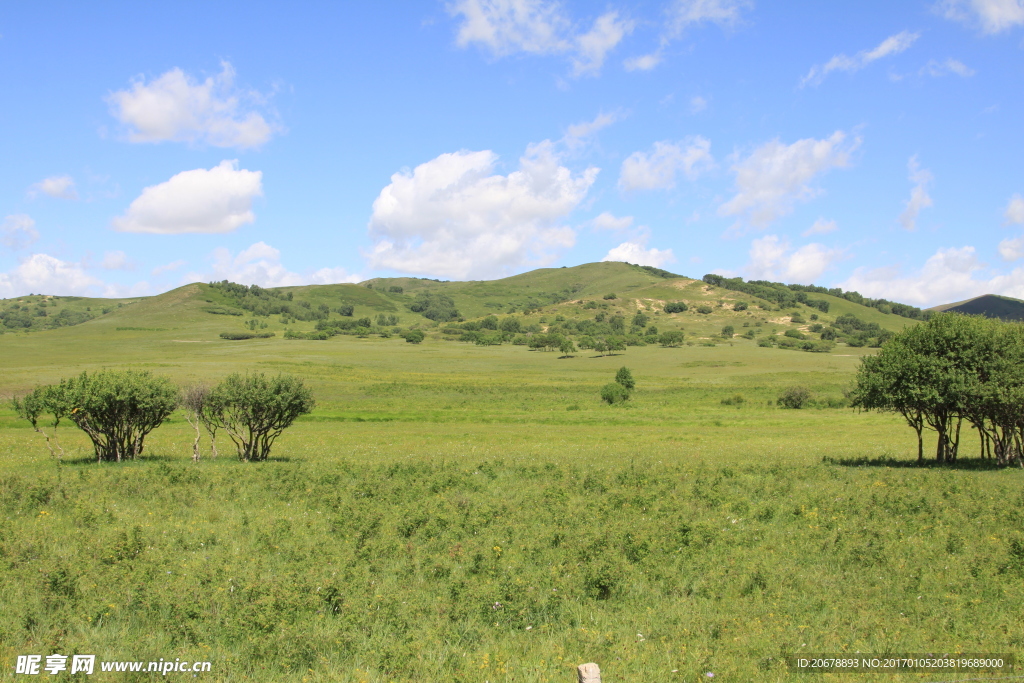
[852,313,1024,465]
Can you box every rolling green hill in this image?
[0,262,919,353]
[928,293,1024,321]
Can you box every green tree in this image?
[632,312,649,328]
[205,373,315,462]
[559,339,576,356]
[600,382,630,404]
[402,329,425,344]
[659,330,684,347]
[615,367,635,390]
[721,325,735,337]
[777,386,810,409]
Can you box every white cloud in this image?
[0,253,104,298]
[28,175,77,200]
[839,245,1024,306]
[152,259,188,277]
[100,251,133,270]
[112,160,263,234]
[803,218,838,236]
[689,95,708,113]
[367,141,597,279]
[106,61,275,148]
[922,58,976,77]
[618,137,713,192]
[448,1,631,76]
[801,31,919,87]
[624,52,662,71]
[719,131,858,227]
[998,237,1024,261]
[936,0,1024,33]
[186,241,361,288]
[563,110,623,149]
[591,212,634,231]
[899,156,934,231]
[1,214,40,250]
[1005,193,1024,224]
[602,240,675,268]
[572,12,635,76]
[746,235,843,283]
[664,0,751,39]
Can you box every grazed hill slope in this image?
[928,294,1024,321]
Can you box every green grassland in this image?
[1,266,1021,682]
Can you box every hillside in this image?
[928,293,1024,321]
[0,262,919,352]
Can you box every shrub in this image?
[658,330,684,347]
[219,331,275,340]
[721,394,745,406]
[696,305,713,315]
[615,367,635,390]
[757,337,774,347]
[721,325,735,337]
[778,386,811,409]
[784,329,805,339]
[337,305,354,316]
[603,293,617,300]
[402,329,425,344]
[205,373,314,462]
[733,301,748,311]
[600,382,630,404]
[789,313,805,324]
[664,302,688,313]
[15,370,178,462]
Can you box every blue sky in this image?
[1,0,1022,307]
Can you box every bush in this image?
[219,331,275,340]
[600,382,630,404]
[721,394,745,406]
[337,305,354,316]
[721,325,734,337]
[784,329,805,339]
[603,293,617,300]
[664,301,688,313]
[696,305,713,315]
[402,329,425,344]
[757,337,775,347]
[615,367,635,390]
[733,301,748,311]
[205,373,314,461]
[15,370,179,462]
[778,386,811,409]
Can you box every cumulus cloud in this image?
[936,0,1024,33]
[1005,193,1024,224]
[803,218,838,236]
[0,253,104,298]
[921,58,976,77]
[367,141,597,279]
[591,212,634,231]
[186,242,361,288]
[801,31,919,87]
[899,156,934,231]
[106,61,276,148]
[839,245,1024,306]
[746,235,843,284]
[602,240,675,268]
[998,237,1024,261]
[448,0,631,76]
[112,160,262,234]
[719,131,858,227]
[618,137,713,192]
[28,175,77,200]
[1,214,40,250]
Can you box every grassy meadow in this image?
[1,272,1022,681]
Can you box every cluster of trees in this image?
[409,292,461,322]
[601,367,635,404]
[1,300,98,331]
[702,274,832,313]
[852,313,1024,465]
[13,370,313,463]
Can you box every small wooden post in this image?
[577,662,601,683]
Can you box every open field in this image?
[2,283,1022,681]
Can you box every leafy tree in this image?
[402,329,425,344]
[601,382,629,404]
[733,301,748,311]
[696,305,713,314]
[609,315,625,333]
[387,285,404,293]
[615,367,635,390]
[12,382,73,458]
[481,315,499,330]
[607,337,626,353]
[784,329,805,339]
[180,384,217,461]
[721,325,735,337]
[594,340,608,355]
[499,316,522,333]
[205,373,314,462]
[632,312,649,328]
[603,293,617,300]
[409,292,460,321]
[559,339,576,356]
[664,302,688,313]
[14,371,178,462]
[659,330,684,347]
[337,304,354,316]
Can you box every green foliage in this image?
[777,386,811,409]
[409,292,460,322]
[632,311,649,328]
[696,305,713,315]
[559,339,576,356]
[784,329,805,339]
[219,331,276,340]
[401,329,425,344]
[600,382,630,404]
[204,373,315,462]
[733,301,748,311]
[721,394,745,405]
[659,330,684,346]
[615,366,635,390]
[603,292,617,300]
[337,304,354,316]
[721,325,735,337]
[663,301,688,313]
